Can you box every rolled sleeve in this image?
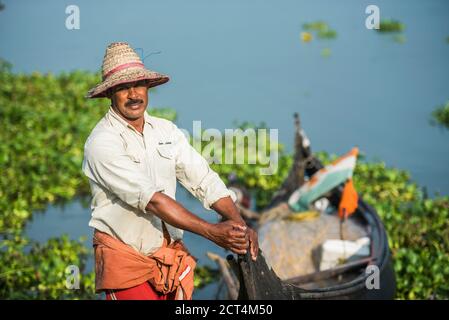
[172,124,234,210]
[82,133,164,213]
[138,185,164,213]
[196,170,233,209]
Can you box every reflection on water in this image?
[24,185,228,300]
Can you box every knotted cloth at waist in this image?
[93,230,196,300]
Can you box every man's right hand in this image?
[146,192,250,255]
[207,220,249,255]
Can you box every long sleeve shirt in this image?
[82,107,235,255]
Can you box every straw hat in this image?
[86,42,169,98]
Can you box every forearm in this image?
[145,192,214,240]
[211,196,246,225]
[146,192,249,255]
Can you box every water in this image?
[5,0,449,299]
[24,186,228,300]
[0,0,448,194]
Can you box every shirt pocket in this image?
[155,144,176,179]
[156,144,174,160]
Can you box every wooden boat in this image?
[211,114,396,300]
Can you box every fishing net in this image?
[258,206,368,280]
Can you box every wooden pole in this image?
[207,252,239,300]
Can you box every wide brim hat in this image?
[86,42,169,99]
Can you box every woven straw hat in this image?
[86,42,169,98]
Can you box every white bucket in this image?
[319,237,370,271]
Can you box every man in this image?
[82,42,258,300]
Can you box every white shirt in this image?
[82,107,235,255]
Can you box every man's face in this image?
[109,80,149,120]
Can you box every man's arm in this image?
[211,196,259,261]
[83,132,251,255]
[211,195,245,224]
[170,122,259,260]
[146,192,249,255]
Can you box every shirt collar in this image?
[143,110,155,128]
[107,106,154,133]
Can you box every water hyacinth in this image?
[1,60,448,299]
[300,32,313,43]
[431,101,449,130]
[377,19,405,33]
[302,21,338,39]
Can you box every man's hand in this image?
[247,227,259,261]
[211,196,259,261]
[207,220,249,255]
[146,192,259,260]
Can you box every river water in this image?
[1,0,448,194]
[6,0,448,299]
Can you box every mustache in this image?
[125,99,144,107]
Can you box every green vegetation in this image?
[317,153,448,299]
[1,235,95,299]
[431,101,449,129]
[376,19,406,44]
[354,161,449,299]
[302,21,337,39]
[1,60,448,299]
[193,265,220,289]
[0,59,178,298]
[301,21,336,57]
[208,120,291,210]
[378,19,405,33]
